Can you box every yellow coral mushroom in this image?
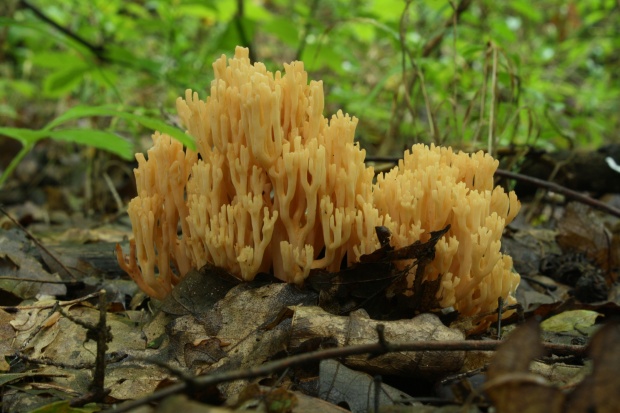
[373,144,520,316]
[117,47,379,296]
[116,47,520,320]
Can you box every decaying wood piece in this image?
[289,306,465,379]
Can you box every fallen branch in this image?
[106,327,585,413]
[494,169,620,218]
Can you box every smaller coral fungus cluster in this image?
[116,47,521,319]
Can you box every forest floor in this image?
[0,144,619,413]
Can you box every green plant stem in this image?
[0,143,33,189]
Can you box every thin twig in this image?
[488,43,498,156]
[17,0,185,89]
[0,204,76,279]
[450,0,460,144]
[472,43,490,145]
[75,291,112,406]
[420,0,473,58]
[399,1,440,142]
[105,338,585,413]
[398,0,418,134]
[0,290,102,311]
[295,0,321,60]
[20,0,106,60]
[0,276,81,284]
[495,169,620,219]
[234,0,255,62]
[14,351,125,370]
[102,172,124,214]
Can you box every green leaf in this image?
[0,104,18,119]
[217,18,256,52]
[47,129,133,160]
[43,105,120,130]
[43,65,91,97]
[177,4,218,19]
[89,67,119,89]
[262,17,299,46]
[0,126,133,160]
[214,1,237,21]
[541,310,601,333]
[44,106,195,150]
[103,45,163,76]
[5,79,37,98]
[0,127,46,145]
[301,44,345,73]
[369,0,407,22]
[132,116,195,149]
[461,45,486,59]
[350,18,399,43]
[510,0,543,22]
[29,400,100,413]
[0,18,96,59]
[31,52,82,69]
[583,10,607,26]
[245,1,272,22]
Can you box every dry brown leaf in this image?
[290,306,464,378]
[319,359,417,413]
[557,203,617,274]
[485,321,565,413]
[0,231,66,299]
[190,283,318,398]
[0,309,15,371]
[485,319,620,413]
[566,319,620,413]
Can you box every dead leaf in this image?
[540,310,601,333]
[319,359,417,413]
[0,309,16,371]
[501,228,561,277]
[0,230,66,299]
[161,265,240,317]
[485,321,565,413]
[187,283,318,398]
[289,306,464,378]
[105,363,171,402]
[557,203,617,275]
[46,226,127,244]
[308,225,449,317]
[7,300,161,402]
[566,319,620,413]
[157,394,232,412]
[540,253,609,303]
[263,387,298,413]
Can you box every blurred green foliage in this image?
[1,0,619,182]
